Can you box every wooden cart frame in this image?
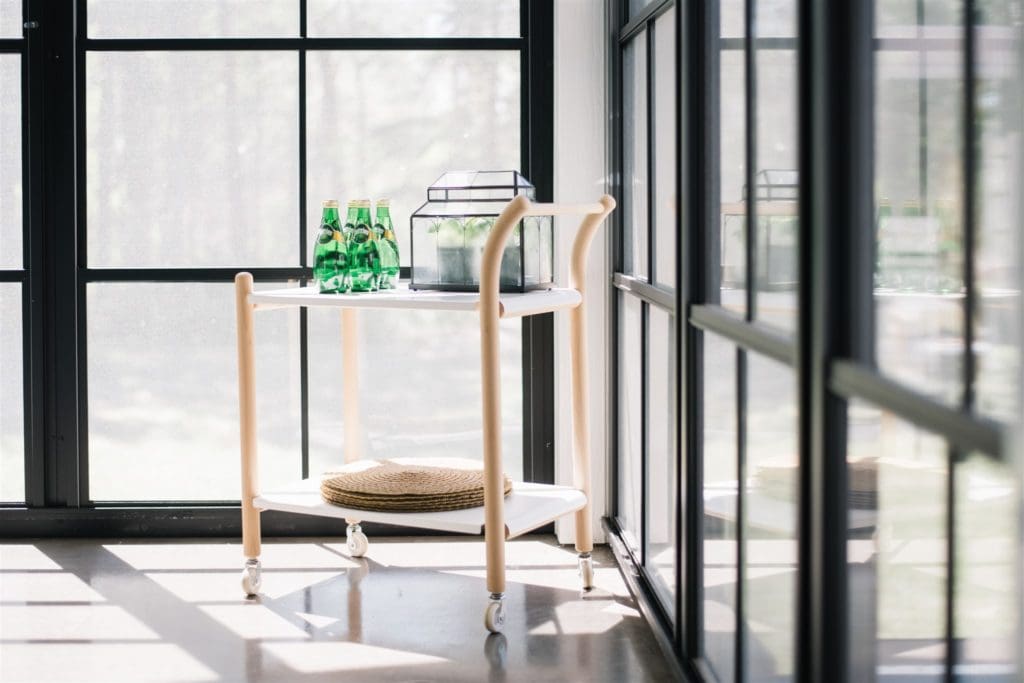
[234,194,615,632]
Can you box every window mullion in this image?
[962,0,977,412]
[23,0,46,506]
[744,0,756,321]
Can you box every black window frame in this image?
[0,0,555,537]
[606,0,1021,680]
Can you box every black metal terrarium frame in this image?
[409,171,554,293]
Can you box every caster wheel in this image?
[346,525,369,558]
[579,554,594,591]
[241,559,262,597]
[484,599,506,634]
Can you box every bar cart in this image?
[233,194,615,633]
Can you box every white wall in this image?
[552,0,609,545]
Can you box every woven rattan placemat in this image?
[321,459,512,513]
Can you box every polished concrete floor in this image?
[0,536,675,683]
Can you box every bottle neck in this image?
[376,208,394,236]
[321,207,340,226]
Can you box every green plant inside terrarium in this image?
[427,216,521,285]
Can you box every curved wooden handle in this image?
[478,195,531,594]
[478,195,616,586]
[478,193,618,306]
[567,195,615,553]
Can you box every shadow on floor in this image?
[0,536,675,683]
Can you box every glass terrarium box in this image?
[410,171,554,292]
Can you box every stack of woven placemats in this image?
[320,458,512,513]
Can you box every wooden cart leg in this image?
[341,308,361,467]
[569,196,616,591]
[340,308,368,558]
[479,197,533,633]
[481,295,507,629]
[569,294,594,591]
[235,272,262,596]
[569,297,594,558]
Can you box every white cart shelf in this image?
[248,282,584,318]
[233,195,615,634]
[255,480,587,537]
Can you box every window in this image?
[611,0,679,628]
[609,0,1023,680]
[3,1,553,528]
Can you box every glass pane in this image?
[1,55,21,269]
[876,0,919,37]
[702,332,738,682]
[653,9,676,290]
[954,454,1019,680]
[87,52,299,268]
[88,0,298,38]
[0,283,23,502]
[753,4,798,331]
[87,283,302,501]
[721,0,744,39]
[308,0,518,38]
[307,308,522,479]
[755,0,798,38]
[719,48,746,315]
[974,3,1023,422]
[878,0,964,38]
[745,354,797,681]
[0,0,19,38]
[645,306,676,616]
[623,36,648,279]
[846,400,948,681]
[617,293,643,554]
[874,3,965,405]
[307,51,519,269]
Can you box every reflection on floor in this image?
[0,536,674,683]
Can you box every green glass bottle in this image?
[348,200,381,292]
[374,199,401,290]
[343,200,359,236]
[313,200,347,293]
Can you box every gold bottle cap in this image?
[357,199,372,208]
[322,199,339,208]
[376,198,390,207]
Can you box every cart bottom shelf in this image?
[253,480,587,538]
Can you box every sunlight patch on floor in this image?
[332,537,581,569]
[1,604,160,641]
[438,565,627,594]
[260,641,449,674]
[294,611,339,629]
[0,572,107,603]
[0,643,219,683]
[103,542,357,571]
[0,544,63,571]
[144,570,345,602]
[197,604,313,640]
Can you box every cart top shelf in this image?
[248,282,583,319]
